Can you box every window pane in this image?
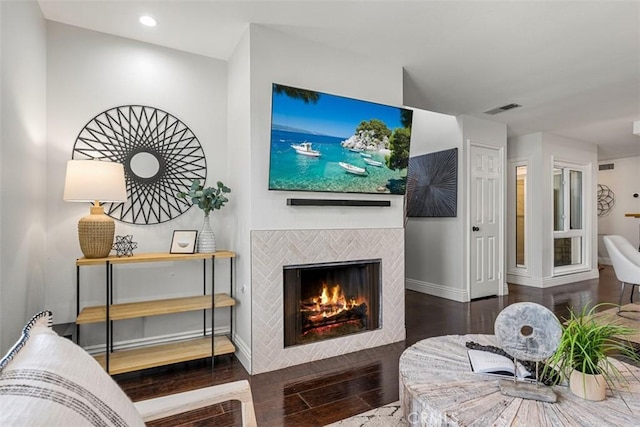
[553,168,563,231]
[516,166,526,267]
[554,237,582,267]
[569,170,582,230]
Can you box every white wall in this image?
[507,132,599,287]
[249,25,407,231]
[226,29,252,370]
[405,113,507,302]
[0,0,48,354]
[405,109,464,300]
[46,22,230,347]
[598,156,640,262]
[234,25,408,372]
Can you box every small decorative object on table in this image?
[491,302,562,402]
[112,235,137,257]
[169,230,197,254]
[177,179,231,253]
[542,303,640,402]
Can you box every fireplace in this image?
[283,259,381,347]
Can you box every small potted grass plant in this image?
[544,303,640,401]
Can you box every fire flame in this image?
[310,283,357,321]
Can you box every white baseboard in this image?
[406,278,469,302]
[232,334,251,373]
[83,326,230,355]
[508,269,600,288]
[500,282,509,296]
[506,274,544,287]
[543,269,600,287]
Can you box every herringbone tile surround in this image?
[251,228,405,374]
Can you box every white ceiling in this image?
[37,0,640,160]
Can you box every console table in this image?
[76,251,236,375]
[399,334,640,426]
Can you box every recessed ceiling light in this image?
[139,15,157,27]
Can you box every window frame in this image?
[552,160,589,275]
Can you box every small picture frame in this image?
[170,230,197,254]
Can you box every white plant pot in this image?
[569,369,606,401]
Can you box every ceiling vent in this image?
[484,103,522,115]
[599,163,614,171]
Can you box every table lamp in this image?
[63,160,127,258]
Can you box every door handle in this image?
[472,226,480,232]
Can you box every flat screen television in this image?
[268,83,413,195]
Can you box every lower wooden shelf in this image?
[77,294,235,324]
[94,335,235,375]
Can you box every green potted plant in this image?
[177,179,231,253]
[544,303,640,401]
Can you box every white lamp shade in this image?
[63,160,127,202]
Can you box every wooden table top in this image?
[625,213,640,218]
[399,334,640,426]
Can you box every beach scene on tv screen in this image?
[268,83,413,195]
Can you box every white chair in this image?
[603,235,640,318]
[135,380,256,425]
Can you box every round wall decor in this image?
[597,184,615,217]
[72,105,207,224]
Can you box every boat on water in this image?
[363,157,383,167]
[339,162,367,176]
[291,142,321,157]
[347,147,363,153]
[359,152,372,158]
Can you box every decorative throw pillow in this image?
[0,310,55,372]
[0,311,145,426]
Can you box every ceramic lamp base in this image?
[78,205,115,258]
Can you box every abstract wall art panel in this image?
[406,148,458,217]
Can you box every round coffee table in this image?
[399,334,640,426]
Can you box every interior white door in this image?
[470,145,503,299]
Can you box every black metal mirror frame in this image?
[71,105,207,224]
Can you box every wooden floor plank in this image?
[115,266,631,427]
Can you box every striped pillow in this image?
[0,311,144,426]
[0,310,53,372]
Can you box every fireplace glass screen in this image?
[283,259,381,347]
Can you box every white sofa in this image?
[0,311,256,426]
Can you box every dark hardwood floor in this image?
[116,266,628,426]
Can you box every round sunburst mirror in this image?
[72,105,207,224]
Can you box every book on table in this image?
[467,349,532,380]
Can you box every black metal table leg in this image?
[203,259,207,336]
[211,254,215,369]
[76,265,80,345]
[230,257,234,340]
[106,261,110,373]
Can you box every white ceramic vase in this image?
[569,369,606,401]
[197,212,216,253]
